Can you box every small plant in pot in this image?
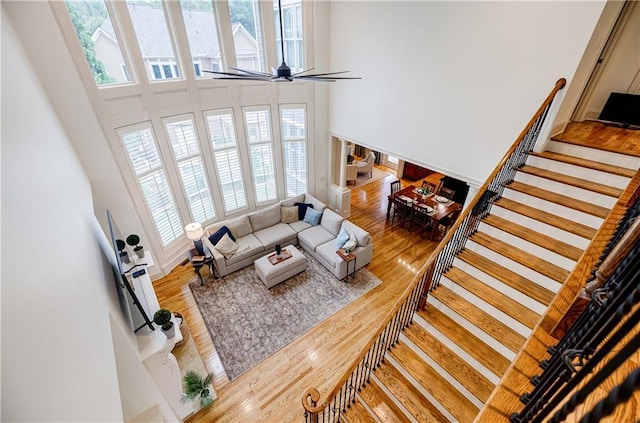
[153,308,175,338]
[182,371,214,408]
[126,234,145,258]
[116,239,130,264]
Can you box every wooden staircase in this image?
[340,131,640,422]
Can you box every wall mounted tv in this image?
[598,92,640,128]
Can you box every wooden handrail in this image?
[301,78,567,418]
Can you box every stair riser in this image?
[413,314,502,383]
[439,276,532,337]
[465,240,561,294]
[428,297,517,361]
[502,188,604,229]
[546,140,640,170]
[399,333,485,409]
[452,258,548,315]
[368,373,417,423]
[489,205,590,249]
[514,172,617,208]
[478,221,576,271]
[526,155,630,189]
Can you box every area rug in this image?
[353,166,393,188]
[188,247,381,380]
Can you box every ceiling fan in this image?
[204,0,360,82]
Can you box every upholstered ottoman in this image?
[254,245,307,288]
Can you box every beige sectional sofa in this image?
[202,193,373,281]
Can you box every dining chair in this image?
[434,209,461,240]
[390,180,401,195]
[421,180,437,194]
[437,187,456,201]
[410,204,433,235]
[391,196,413,228]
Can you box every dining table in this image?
[387,185,463,240]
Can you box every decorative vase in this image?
[162,322,175,338]
[120,251,130,264]
[134,246,145,258]
[275,244,282,259]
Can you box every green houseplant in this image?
[182,371,214,408]
[116,239,130,264]
[153,308,175,338]
[126,234,145,258]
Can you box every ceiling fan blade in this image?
[213,76,273,81]
[291,67,315,76]
[229,67,275,77]
[293,76,337,82]
[300,70,352,77]
[296,75,361,80]
[203,70,258,77]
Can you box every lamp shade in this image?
[185,222,204,241]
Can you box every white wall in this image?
[327,1,607,187]
[1,12,123,421]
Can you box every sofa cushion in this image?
[281,206,299,223]
[280,193,305,207]
[225,234,264,266]
[289,220,312,233]
[227,215,253,238]
[298,225,335,252]
[316,241,342,270]
[341,220,371,247]
[335,226,350,248]
[304,193,327,212]
[209,225,235,246]
[253,223,297,250]
[294,202,314,220]
[248,203,281,232]
[320,208,344,237]
[303,207,322,226]
[214,233,238,259]
[343,233,357,251]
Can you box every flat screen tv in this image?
[598,92,640,128]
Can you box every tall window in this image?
[127,1,181,81]
[164,117,216,223]
[229,0,265,72]
[280,106,307,196]
[179,0,223,78]
[64,0,129,85]
[205,111,247,212]
[274,0,303,72]
[244,108,276,203]
[118,125,183,246]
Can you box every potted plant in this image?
[116,239,130,264]
[126,234,145,258]
[182,371,214,408]
[153,308,175,338]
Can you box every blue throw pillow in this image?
[335,226,350,248]
[209,225,235,246]
[303,207,322,226]
[294,202,314,220]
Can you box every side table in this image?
[187,248,215,285]
[336,249,357,282]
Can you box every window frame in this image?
[242,106,278,205]
[279,104,308,197]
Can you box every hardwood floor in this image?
[152,166,444,422]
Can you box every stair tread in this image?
[404,323,495,402]
[471,231,569,283]
[390,341,479,423]
[343,396,377,423]
[358,377,411,422]
[519,165,623,197]
[551,129,640,158]
[444,266,540,329]
[431,286,526,352]
[457,249,556,305]
[375,361,449,422]
[507,181,610,218]
[531,150,636,178]
[494,197,597,240]
[418,307,510,376]
[482,214,584,261]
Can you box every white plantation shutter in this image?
[205,111,247,212]
[244,108,276,203]
[120,126,184,245]
[280,107,307,196]
[165,118,215,223]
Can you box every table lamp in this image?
[185,222,204,255]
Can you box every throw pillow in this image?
[214,233,238,259]
[209,225,235,246]
[335,226,350,248]
[303,207,322,226]
[294,202,314,221]
[343,233,357,251]
[281,206,299,223]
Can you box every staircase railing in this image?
[301,78,567,422]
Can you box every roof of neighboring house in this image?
[96,3,256,60]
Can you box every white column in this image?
[339,138,348,188]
